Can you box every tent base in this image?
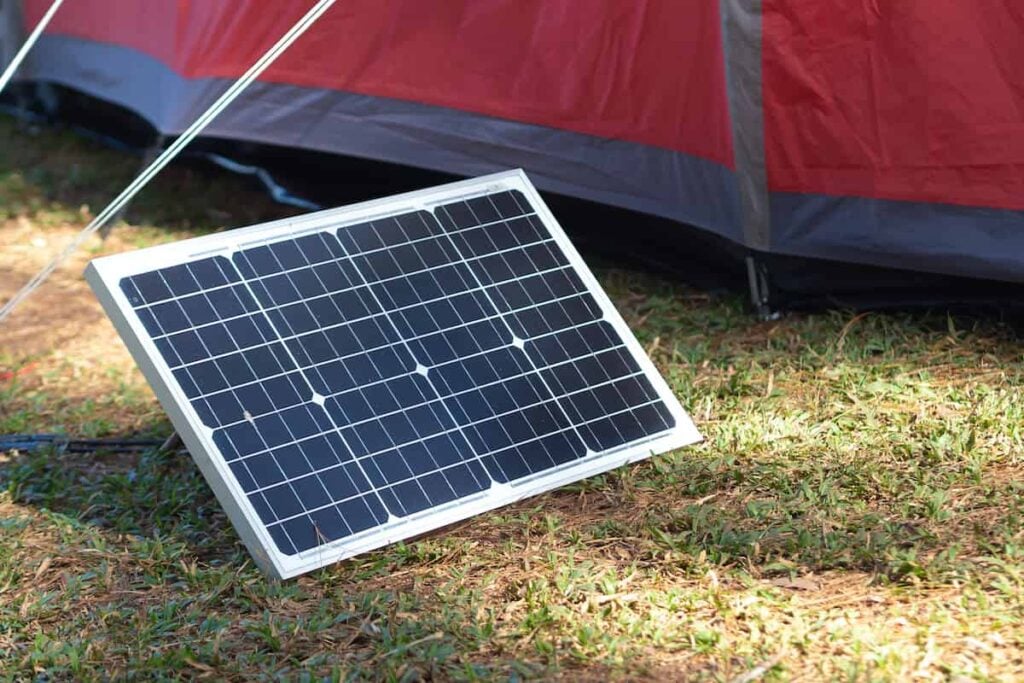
[5,84,1024,319]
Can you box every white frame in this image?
[86,170,701,579]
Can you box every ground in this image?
[1,115,1023,681]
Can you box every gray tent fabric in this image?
[720,0,769,253]
[0,0,24,72]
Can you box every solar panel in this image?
[86,170,700,578]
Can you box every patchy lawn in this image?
[1,114,1023,681]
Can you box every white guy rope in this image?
[0,0,65,96]
[0,0,337,324]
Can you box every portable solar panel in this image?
[87,170,700,578]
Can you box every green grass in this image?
[2,114,1024,680]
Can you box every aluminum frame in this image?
[86,170,702,579]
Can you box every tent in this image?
[3,0,1023,309]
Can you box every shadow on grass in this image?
[4,429,1015,588]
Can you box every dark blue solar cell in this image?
[437,201,481,231]
[222,316,264,348]
[483,448,529,483]
[445,461,490,496]
[233,383,274,416]
[248,451,287,487]
[328,390,372,424]
[153,337,181,367]
[206,391,244,426]
[379,412,419,445]
[264,481,304,519]
[312,360,356,395]
[252,495,278,526]
[371,276,418,309]
[388,242,432,274]
[265,240,308,271]
[471,254,514,285]
[350,419,393,457]
[196,323,236,357]
[229,461,257,493]
[371,450,414,485]
[490,190,528,219]
[282,517,320,553]
[300,433,347,470]
[159,264,199,299]
[406,270,445,302]
[128,271,172,304]
[323,325,363,357]
[321,463,369,502]
[234,246,282,278]
[431,263,474,295]
[215,354,256,386]
[337,221,385,253]
[187,257,235,288]
[397,211,435,240]
[261,374,305,409]
[295,232,346,263]
[389,480,431,515]
[408,236,454,269]
[336,288,378,319]
[171,368,200,398]
[465,195,501,225]
[134,307,163,337]
[214,422,264,461]
[269,303,318,334]
[179,294,218,326]
[165,331,207,368]
[335,495,388,533]
[424,432,475,467]
[405,403,453,435]
[286,331,333,366]
[307,505,348,543]
[150,301,190,334]
[289,268,327,298]
[267,524,295,554]
[291,474,331,510]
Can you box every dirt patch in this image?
[1,217,159,432]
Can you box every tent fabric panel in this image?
[763,0,1024,211]
[720,0,769,251]
[23,0,735,168]
[23,34,743,243]
[771,192,1024,284]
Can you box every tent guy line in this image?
[0,0,63,95]
[0,0,338,326]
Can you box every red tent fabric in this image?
[7,0,1024,283]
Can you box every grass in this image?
[2,114,1024,680]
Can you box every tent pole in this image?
[0,0,65,97]
[745,254,777,321]
[0,0,338,325]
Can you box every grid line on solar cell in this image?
[150,257,572,373]
[236,218,494,521]
[338,210,580,485]
[119,189,675,556]
[166,285,586,408]
[197,325,637,435]
[141,234,560,344]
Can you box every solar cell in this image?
[87,170,700,578]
